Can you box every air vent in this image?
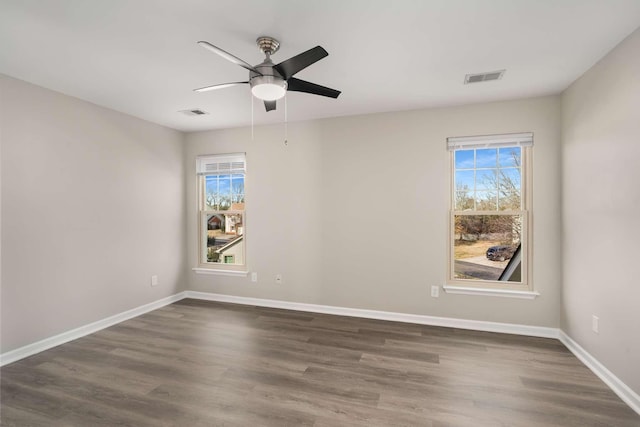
[179,109,209,116]
[464,70,505,84]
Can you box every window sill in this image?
[443,285,539,299]
[192,268,248,277]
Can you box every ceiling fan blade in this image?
[287,78,341,98]
[274,46,328,79]
[264,100,277,112]
[193,82,249,92]
[197,41,263,75]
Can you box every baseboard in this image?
[0,291,187,367]
[559,331,640,416]
[184,291,559,338]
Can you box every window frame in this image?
[446,134,533,292]
[196,153,247,273]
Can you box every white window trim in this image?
[192,268,248,277]
[446,132,533,151]
[443,285,539,299]
[446,133,534,293]
[195,153,247,273]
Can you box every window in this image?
[447,133,532,290]
[197,153,246,270]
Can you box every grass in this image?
[454,240,503,259]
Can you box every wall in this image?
[0,75,186,353]
[186,95,562,327]
[561,28,640,393]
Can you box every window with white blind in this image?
[446,133,532,291]
[197,153,246,270]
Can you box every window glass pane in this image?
[204,213,244,265]
[455,170,475,191]
[476,149,497,168]
[499,147,521,167]
[453,148,523,212]
[476,169,498,190]
[205,175,237,210]
[453,214,522,282]
[455,150,475,169]
[231,174,245,206]
[205,176,220,209]
[497,168,521,210]
[475,191,497,210]
[455,190,474,210]
[217,175,231,194]
[218,175,231,210]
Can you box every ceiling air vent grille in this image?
[464,70,505,84]
[179,109,209,116]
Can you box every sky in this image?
[206,174,245,196]
[455,147,521,191]
[455,147,522,210]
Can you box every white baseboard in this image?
[184,291,559,338]
[559,331,640,416]
[0,291,187,367]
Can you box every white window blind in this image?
[447,132,533,151]
[196,153,246,175]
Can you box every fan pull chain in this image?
[284,94,288,146]
[251,93,254,140]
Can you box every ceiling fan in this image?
[194,36,341,112]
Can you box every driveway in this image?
[455,256,507,281]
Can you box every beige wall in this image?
[186,95,562,327]
[0,75,187,353]
[561,28,640,393]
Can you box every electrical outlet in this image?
[431,286,440,298]
[592,315,599,334]
[275,274,283,284]
[151,275,158,287]
[251,272,258,283]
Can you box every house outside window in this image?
[447,133,532,290]
[197,153,246,270]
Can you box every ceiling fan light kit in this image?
[250,76,287,101]
[194,36,341,111]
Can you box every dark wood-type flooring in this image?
[1,299,638,426]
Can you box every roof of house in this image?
[215,235,244,254]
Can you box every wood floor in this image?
[1,299,638,426]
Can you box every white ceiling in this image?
[1,0,639,132]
